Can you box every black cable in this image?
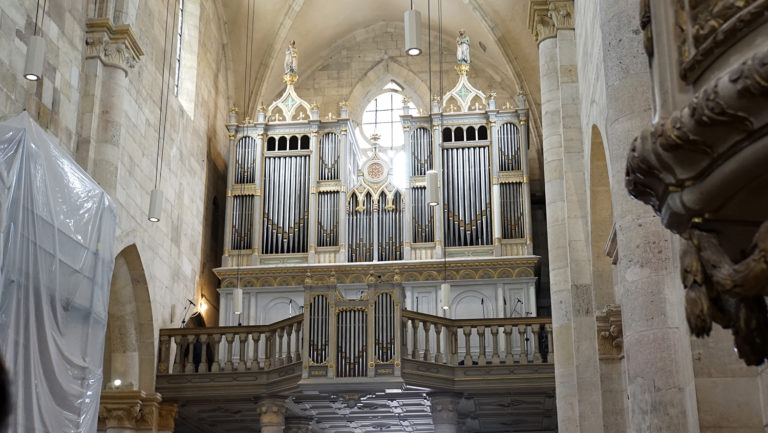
[154,0,173,189]
[427,0,432,112]
[159,0,180,186]
[33,0,41,35]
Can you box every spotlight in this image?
[148,188,163,222]
[24,35,45,81]
[404,7,422,56]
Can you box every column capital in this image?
[98,390,143,430]
[85,18,144,76]
[256,397,287,427]
[527,1,575,44]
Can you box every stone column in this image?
[528,2,604,432]
[257,397,286,433]
[429,392,463,433]
[284,417,312,433]
[76,19,142,197]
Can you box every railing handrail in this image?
[402,310,551,327]
[158,313,303,337]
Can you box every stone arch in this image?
[451,290,495,320]
[103,244,155,392]
[588,125,615,307]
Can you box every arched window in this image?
[359,84,416,149]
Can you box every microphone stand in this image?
[180,298,195,328]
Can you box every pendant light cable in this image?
[427,0,432,112]
[159,0,180,186]
[243,0,251,113]
[154,0,173,190]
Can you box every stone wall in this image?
[0,0,231,390]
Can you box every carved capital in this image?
[256,397,287,427]
[528,1,574,44]
[85,18,144,76]
[428,392,462,425]
[157,402,179,431]
[595,305,623,360]
[98,391,144,430]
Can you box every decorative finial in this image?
[230,105,239,114]
[327,112,335,120]
[257,103,267,113]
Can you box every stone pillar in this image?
[284,417,312,433]
[429,392,463,433]
[528,2,604,432]
[257,397,286,433]
[76,19,142,197]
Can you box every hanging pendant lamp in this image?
[404,1,422,56]
[426,170,439,206]
[24,0,47,81]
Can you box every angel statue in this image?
[284,40,298,74]
[456,29,470,64]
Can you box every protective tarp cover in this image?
[0,112,116,432]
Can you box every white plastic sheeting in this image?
[0,112,116,433]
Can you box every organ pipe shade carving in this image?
[337,309,368,377]
[501,182,525,239]
[411,187,434,243]
[348,193,374,262]
[231,195,254,250]
[319,133,340,180]
[377,191,403,261]
[309,295,329,364]
[374,292,395,362]
[442,146,492,247]
[410,127,433,176]
[499,123,522,171]
[317,192,339,247]
[261,155,310,254]
[234,136,257,184]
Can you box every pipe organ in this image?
[222,61,532,266]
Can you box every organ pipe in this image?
[262,155,310,254]
[231,195,253,250]
[319,133,340,180]
[499,123,521,172]
[234,136,257,184]
[442,145,492,247]
[410,127,432,176]
[501,182,525,239]
[317,192,339,247]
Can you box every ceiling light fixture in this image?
[426,170,439,206]
[404,0,422,56]
[24,0,47,81]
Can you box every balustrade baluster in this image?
[411,320,420,359]
[199,334,209,373]
[532,325,542,363]
[251,331,262,370]
[517,325,528,364]
[265,331,274,369]
[422,321,432,361]
[211,334,222,372]
[172,335,183,374]
[545,323,553,363]
[285,325,293,364]
[401,317,409,359]
[224,333,235,371]
[477,326,487,365]
[503,325,514,364]
[434,323,444,364]
[463,326,473,365]
[158,335,170,374]
[238,333,248,371]
[185,335,196,373]
[293,322,302,362]
[276,327,285,366]
[490,326,500,365]
[448,326,458,366]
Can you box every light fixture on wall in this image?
[426,169,439,206]
[404,0,422,56]
[24,0,47,81]
[148,0,180,222]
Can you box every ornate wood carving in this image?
[676,0,768,82]
[626,45,768,366]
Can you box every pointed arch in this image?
[346,59,429,121]
[103,244,156,392]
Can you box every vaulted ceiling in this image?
[221,0,540,118]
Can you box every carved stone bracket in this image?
[256,397,287,427]
[85,18,144,76]
[595,305,624,360]
[627,45,768,366]
[527,1,575,44]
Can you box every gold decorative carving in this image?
[595,305,623,360]
[676,0,768,82]
[85,19,144,76]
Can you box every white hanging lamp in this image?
[148,188,163,222]
[232,287,243,315]
[426,170,439,206]
[24,0,47,81]
[404,1,422,56]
